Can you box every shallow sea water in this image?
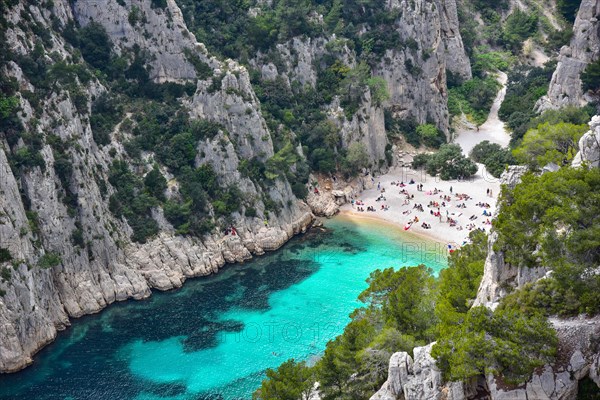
[0,216,447,399]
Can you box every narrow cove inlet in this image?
[0,216,447,400]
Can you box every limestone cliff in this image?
[0,0,312,373]
[572,114,600,167]
[250,0,472,159]
[537,0,600,110]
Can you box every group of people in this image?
[349,177,497,237]
[356,205,377,212]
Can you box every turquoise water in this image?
[0,216,447,400]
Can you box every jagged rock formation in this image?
[374,316,600,400]
[537,0,600,110]
[0,0,313,373]
[370,343,465,400]
[376,0,472,137]
[251,0,472,159]
[573,114,600,167]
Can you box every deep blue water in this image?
[0,216,447,399]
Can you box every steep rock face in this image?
[370,343,465,400]
[572,114,600,167]
[538,0,600,110]
[378,0,471,137]
[251,0,471,164]
[74,0,203,82]
[0,0,313,373]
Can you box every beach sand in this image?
[338,71,512,249]
[339,165,501,248]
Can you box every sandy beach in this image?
[339,164,501,248]
[340,72,512,249]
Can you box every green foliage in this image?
[0,266,11,282]
[557,0,582,22]
[435,230,487,335]
[581,58,600,93]
[0,248,12,263]
[469,140,516,178]
[265,142,299,180]
[416,124,445,148]
[38,252,62,269]
[413,144,478,180]
[448,76,501,126]
[90,93,123,146]
[343,142,369,174]
[253,359,315,400]
[109,160,159,243]
[494,167,600,315]
[144,167,167,201]
[501,10,539,52]
[499,63,555,144]
[384,114,420,147]
[432,306,556,384]
[73,22,113,72]
[513,122,588,169]
[183,48,213,80]
[471,50,515,77]
[366,77,389,106]
[150,0,167,9]
[313,265,437,399]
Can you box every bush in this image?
[0,248,12,263]
[291,182,308,200]
[421,144,478,180]
[432,306,557,384]
[448,77,501,126]
[581,58,600,93]
[512,122,587,169]
[411,153,430,169]
[38,252,62,269]
[254,359,316,400]
[76,22,113,72]
[469,141,516,178]
[499,63,555,144]
[416,124,445,148]
[0,267,11,282]
[494,167,600,315]
[90,93,123,146]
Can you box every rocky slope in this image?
[0,0,315,373]
[0,0,470,373]
[573,114,600,167]
[537,0,600,110]
[251,0,471,155]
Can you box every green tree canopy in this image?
[253,359,315,400]
[512,122,588,169]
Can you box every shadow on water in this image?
[0,217,443,400]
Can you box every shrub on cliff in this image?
[432,306,557,384]
[494,167,600,316]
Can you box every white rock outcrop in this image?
[537,0,600,110]
[0,0,314,373]
[572,115,600,167]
